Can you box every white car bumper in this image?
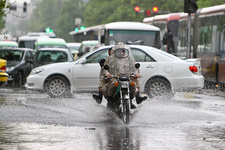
[26,74,46,90]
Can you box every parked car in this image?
[0,59,8,85]
[18,35,49,49]
[77,40,99,58]
[0,48,36,87]
[0,41,18,48]
[33,48,74,68]
[66,42,81,59]
[34,38,67,50]
[26,45,204,98]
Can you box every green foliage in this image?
[197,0,225,8]
[24,0,224,41]
[0,0,8,30]
[28,0,84,42]
[55,0,84,42]
[28,0,63,33]
[84,0,225,27]
[84,0,143,27]
[83,0,186,27]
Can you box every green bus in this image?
[34,38,67,50]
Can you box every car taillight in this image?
[189,65,198,72]
[0,66,6,71]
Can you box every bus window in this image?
[107,30,157,47]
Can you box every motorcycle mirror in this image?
[104,65,109,70]
[135,63,140,68]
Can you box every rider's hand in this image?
[106,74,111,78]
[134,74,141,78]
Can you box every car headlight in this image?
[30,68,44,75]
[6,66,15,72]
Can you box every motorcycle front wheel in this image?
[122,99,131,124]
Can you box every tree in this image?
[27,0,84,42]
[84,0,143,27]
[15,0,225,41]
[83,0,225,27]
[0,0,9,31]
[28,0,64,34]
[197,0,225,8]
[55,0,84,42]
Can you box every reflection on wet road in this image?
[0,89,225,149]
[1,122,224,150]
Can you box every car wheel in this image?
[44,75,71,98]
[145,77,173,99]
[15,71,25,88]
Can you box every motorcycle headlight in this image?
[121,82,129,88]
[30,68,44,75]
[6,66,15,72]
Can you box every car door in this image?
[130,48,158,86]
[72,48,109,91]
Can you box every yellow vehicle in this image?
[0,59,8,85]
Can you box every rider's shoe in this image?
[107,102,115,108]
[93,91,102,104]
[106,97,115,108]
[131,102,136,109]
[136,92,147,104]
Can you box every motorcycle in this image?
[106,74,137,124]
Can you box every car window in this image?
[131,48,155,62]
[0,50,24,61]
[86,49,109,63]
[37,51,69,63]
[155,49,181,60]
[25,51,33,60]
[19,41,36,49]
[85,48,155,64]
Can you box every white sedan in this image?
[26,45,204,98]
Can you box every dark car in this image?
[0,48,36,87]
[33,48,74,68]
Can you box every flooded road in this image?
[0,88,225,149]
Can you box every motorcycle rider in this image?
[93,43,147,108]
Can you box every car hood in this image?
[35,61,74,69]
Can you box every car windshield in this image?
[0,50,24,62]
[37,51,69,63]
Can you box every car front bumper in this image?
[26,74,46,90]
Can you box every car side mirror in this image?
[79,58,87,64]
